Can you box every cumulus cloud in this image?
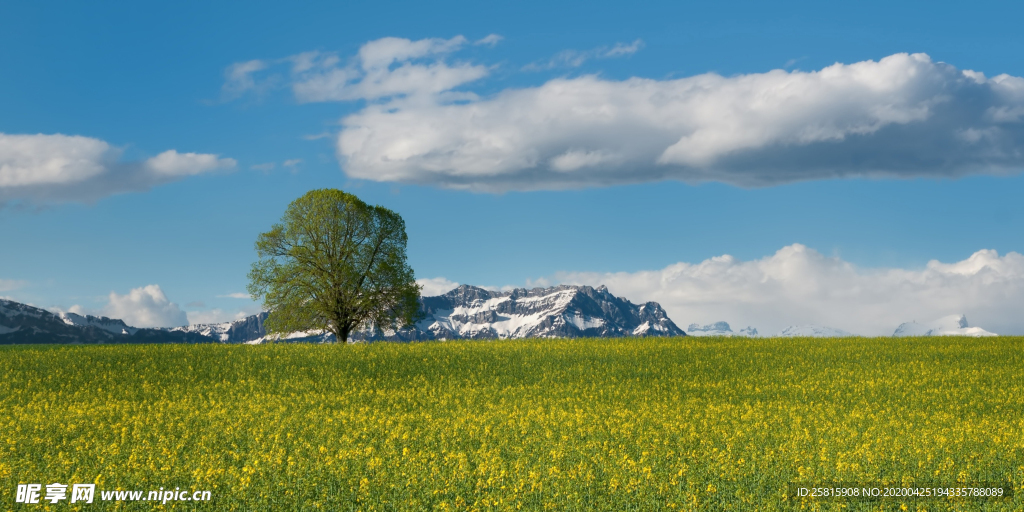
[225,41,1024,190]
[549,244,1024,336]
[335,52,1024,191]
[416,277,460,296]
[217,292,251,299]
[103,284,188,328]
[144,150,234,176]
[0,133,112,187]
[0,133,236,204]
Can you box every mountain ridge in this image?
[355,284,685,341]
[5,293,1002,343]
[1,284,684,344]
[0,299,218,344]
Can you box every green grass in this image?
[2,337,1023,510]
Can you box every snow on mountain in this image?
[58,312,138,335]
[685,321,759,337]
[2,283,687,345]
[248,330,335,345]
[775,325,855,337]
[354,284,685,341]
[170,314,332,345]
[170,284,683,344]
[1,299,115,343]
[169,312,268,342]
[0,299,44,319]
[3,292,1007,344]
[892,314,997,337]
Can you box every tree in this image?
[247,188,421,343]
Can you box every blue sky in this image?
[3,0,1024,335]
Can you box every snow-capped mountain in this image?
[775,325,855,337]
[199,284,684,343]
[892,314,996,337]
[58,311,138,336]
[3,284,684,345]
[169,313,334,344]
[685,321,758,337]
[0,298,216,344]
[353,284,685,341]
[170,312,269,342]
[5,294,1007,345]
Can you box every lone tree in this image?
[247,188,421,342]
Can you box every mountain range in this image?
[0,299,219,344]
[1,284,684,344]
[1,289,1002,343]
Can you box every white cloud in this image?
[0,279,28,292]
[283,159,302,172]
[217,292,252,299]
[475,34,503,47]
[0,133,111,187]
[358,36,467,69]
[221,59,269,100]
[523,39,645,70]
[103,284,188,328]
[0,133,236,204]
[336,52,1024,191]
[603,39,644,58]
[548,244,1024,336]
[550,150,620,172]
[223,36,489,105]
[416,277,460,296]
[144,150,235,177]
[294,56,486,103]
[225,42,1024,191]
[291,36,485,103]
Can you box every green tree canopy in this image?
[247,189,421,342]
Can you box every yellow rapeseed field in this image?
[1,336,1022,510]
